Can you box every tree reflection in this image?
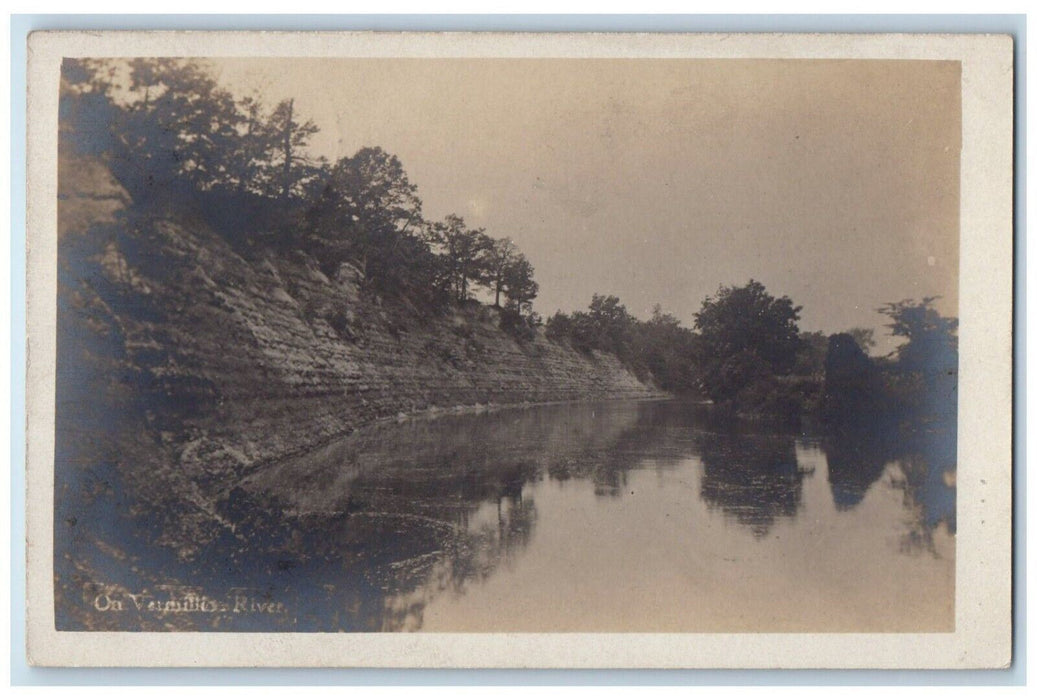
[545,401,685,496]
[152,402,648,632]
[823,419,956,549]
[891,424,957,554]
[823,434,890,510]
[695,430,804,537]
[59,398,956,632]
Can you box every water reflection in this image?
[696,431,805,537]
[824,421,957,552]
[56,399,957,632]
[824,435,890,510]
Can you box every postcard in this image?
[24,30,1013,668]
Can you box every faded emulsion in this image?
[53,56,959,634]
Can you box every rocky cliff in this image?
[55,154,661,554]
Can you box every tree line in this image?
[547,281,957,427]
[60,57,539,324]
[60,58,958,422]
[544,296,698,392]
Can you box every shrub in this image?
[499,306,536,342]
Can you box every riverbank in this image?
[56,154,663,554]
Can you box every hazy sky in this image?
[213,58,960,352]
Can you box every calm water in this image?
[58,399,956,632]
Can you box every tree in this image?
[693,280,803,404]
[846,327,877,355]
[877,298,958,422]
[551,294,640,363]
[426,214,492,303]
[119,59,244,195]
[545,311,575,343]
[229,94,278,195]
[60,58,267,198]
[878,297,958,375]
[500,253,539,314]
[821,332,885,427]
[479,238,539,316]
[60,59,129,165]
[793,330,829,377]
[496,255,541,343]
[588,294,632,333]
[266,98,320,201]
[580,294,634,355]
[482,237,518,308]
[306,147,424,288]
[639,305,698,392]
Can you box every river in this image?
[57,398,956,633]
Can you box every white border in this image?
[24,31,1014,668]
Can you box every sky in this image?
[212,58,960,354]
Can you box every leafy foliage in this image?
[544,297,697,392]
[59,58,958,429]
[876,298,958,424]
[266,99,321,201]
[846,327,877,355]
[60,58,539,316]
[878,297,958,375]
[821,300,959,430]
[793,331,829,377]
[692,280,803,404]
[482,237,518,307]
[304,147,434,299]
[500,254,539,314]
[425,215,492,304]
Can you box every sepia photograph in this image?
[24,31,1013,668]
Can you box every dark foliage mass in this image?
[546,298,699,393]
[60,58,959,421]
[690,280,804,409]
[821,296,958,454]
[59,57,539,320]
